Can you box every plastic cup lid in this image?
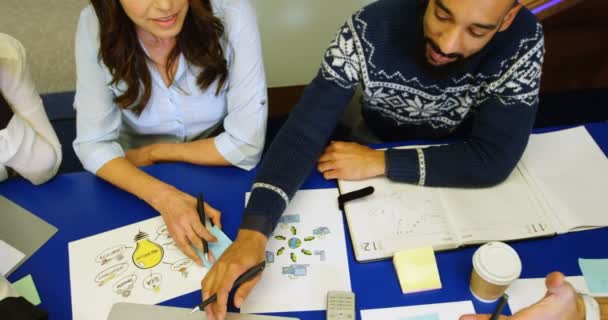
[473,242,522,286]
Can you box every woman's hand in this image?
[151,187,223,265]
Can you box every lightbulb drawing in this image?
[132,231,164,269]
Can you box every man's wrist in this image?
[374,150,387,176]
[236,229,268,249]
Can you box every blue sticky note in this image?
[579,258,608,293]
[400,314,440,320]
[196,226,233,268]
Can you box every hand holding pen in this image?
[191,261,266,314]
[197,193,216,263]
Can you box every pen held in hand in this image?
[489,294,509,320]
[190,261,266,314]
[196,193,210,262]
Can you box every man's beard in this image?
[415,32,473,79]
[414,1,474,79]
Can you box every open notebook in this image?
[338,126,608,262]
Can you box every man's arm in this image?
[383,97,538,187]
[201,16,363,320]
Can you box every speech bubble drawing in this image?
[169,258,193,278]
[96,245,129,265]
[95,263,129,287]
[113,274,137,298]
[170,258,193,271]
[143,273,162,292]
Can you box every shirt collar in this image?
[138,37,192,95]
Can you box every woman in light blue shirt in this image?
[73,0,267,265]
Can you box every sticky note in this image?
[12,274,41,306]
[579,258,608,293]
[196,226,233,268]
[393,246,442,294]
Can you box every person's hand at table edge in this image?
[200,229,267,320]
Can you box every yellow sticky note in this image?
[393,246,442,294]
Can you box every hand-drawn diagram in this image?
[271,214,330,274]
[132,231,164,269]
[69,216,224,320]
[91,224,199,297]
[143,273,163,293]
[163,258,194,278]
[113,274,137,297]
[282,264,310,278]
[241,189,351,314]
[96,245,131,266]
[95,263,129,287]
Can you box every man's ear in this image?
[499,3,523,32]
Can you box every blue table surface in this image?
[2,122,607,320]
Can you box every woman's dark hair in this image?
[90,0,228,114]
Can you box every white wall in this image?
[0,0,89,94]
[0,0,374,93]
[251,0,375,87]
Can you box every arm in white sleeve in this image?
[214,0,268,170]
[0,33,61,184]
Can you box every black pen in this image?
[338,186,375,211]
[196,193,209,262]
[190,261,267,314]
[490,294,509,320]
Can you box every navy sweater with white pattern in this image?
[242,0,545,235]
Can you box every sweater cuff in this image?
[385,148,425,185]
[241,184,289,236]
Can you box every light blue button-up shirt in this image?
[73,0,267,173]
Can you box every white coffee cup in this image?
[470,242,522,303]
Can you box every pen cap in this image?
[470,242,521,302]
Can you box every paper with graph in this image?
[339,126,608,261]
[240,189,351,313]
[68,216,231,320]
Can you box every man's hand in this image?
[459,272,585,320]
[151,187,222,266]
[201,230,267,320]
[125,145,157,167]
[317,141,386,180]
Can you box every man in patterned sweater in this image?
[201,0,544,317]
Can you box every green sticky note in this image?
[579,259,608,293]
[12,274,41,306]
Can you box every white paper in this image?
[0,240,25,276]
[241,189,351,313]
[69,216,210,320]
[339,176,457,261]
[506,276,590,314]
[445,167,554,243]
[361,300,475,320]
[521,127,608,232]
